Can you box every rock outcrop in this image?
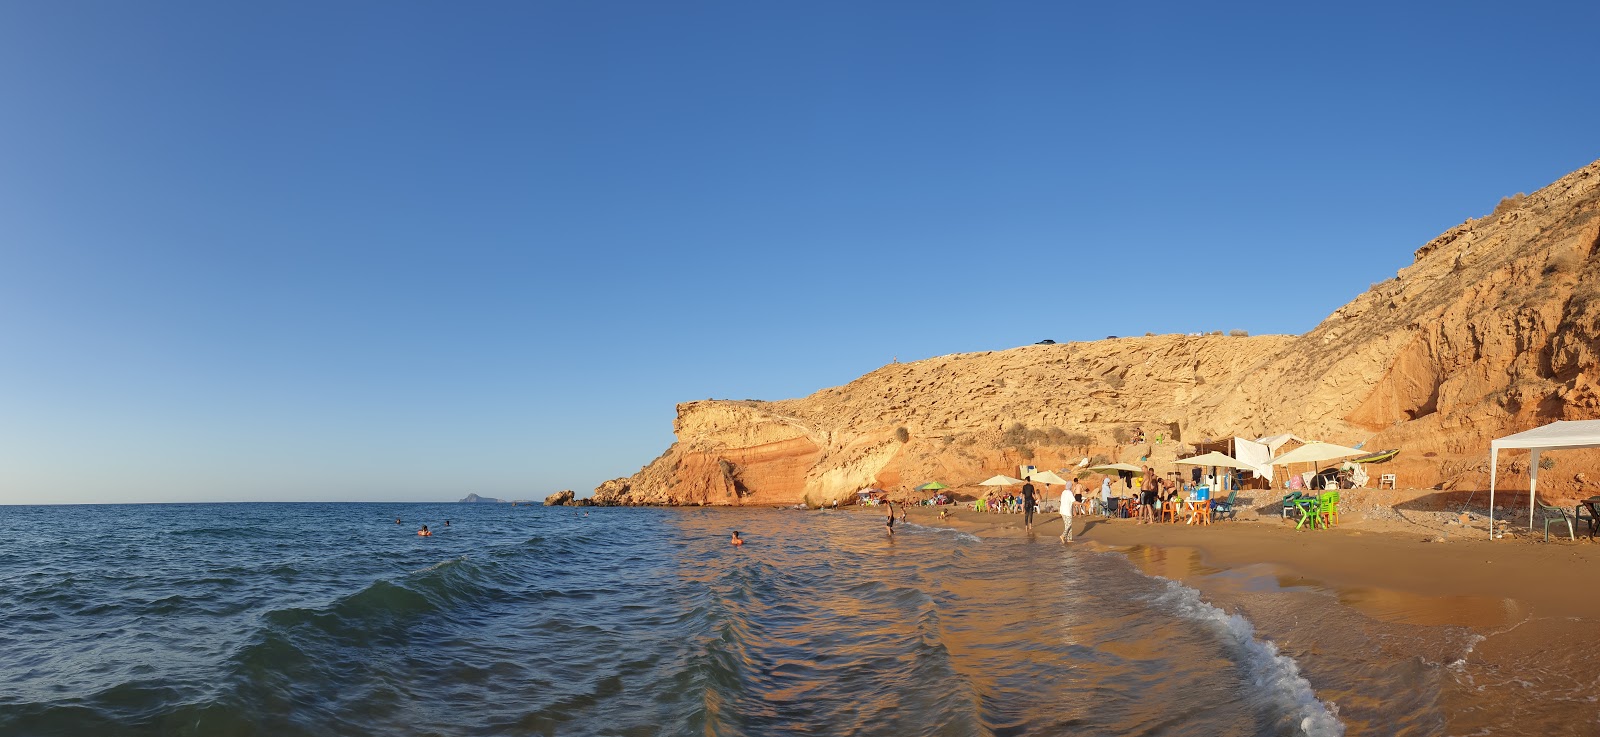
[459,493,503,503]
[544,490,576,506]
[597,159,1600,507]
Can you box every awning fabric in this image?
[1234,437,1273,482]
[1488,420,1600,537]
[1258,433,1311,454]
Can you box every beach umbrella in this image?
[1268,442,1365,466]
[915,482,948,491]
[1028,470,1070,485]
[1173,451,1258,471]
[978,474,1027,488]
[1088,463,1143,473]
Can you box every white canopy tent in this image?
[1487,420,1600,538]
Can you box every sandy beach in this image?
[883,498,1600,620]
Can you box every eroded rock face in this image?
[544,490,576,506]
[598,159,1600,506]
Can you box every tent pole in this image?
[1487,446,1497,539]
[1529,449,1540,531]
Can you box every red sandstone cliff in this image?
[595,159,1600,507]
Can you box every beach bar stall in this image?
[1487,420,1600,538]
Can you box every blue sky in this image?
[1,2,1596,503]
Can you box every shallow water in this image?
[0,504,1591,735]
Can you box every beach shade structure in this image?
[1028,470,1070,486]
[856,488,887,497]
[1173,451,1258,471]
[1268,442,1366,467]
[1088,462,1144,473]
[1487,420,1600,538]
[915,482,949,492]
[978,475,1028,488]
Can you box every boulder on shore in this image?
[544,490,576,506]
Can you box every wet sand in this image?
[888,503,1600,621]
[859,502,1600,733]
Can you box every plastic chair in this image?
[1378,473,1396,489]
[1574,502,1600,540]
[1212,490,1238,521]
[1293,497,1321,530]
[1280,492,1304,519]
[1539,505,1575,542]
[1317,491,1339,528]
[1160,499,1180,523]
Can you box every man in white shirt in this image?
[1060,486,1074,542]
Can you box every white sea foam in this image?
[1152,579,1346,737]
[900,521,981,543]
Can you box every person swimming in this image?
[730,531,744,546]
[395,518,402,524]
[418,525,432,537]
[444,520,450,527]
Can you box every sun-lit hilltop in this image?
[595,158,1600,507]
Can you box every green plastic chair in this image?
[1538,504,1575,542]
[1293,496,1321,530]
[1213,490,1239,521]
[1318,491,1339,528]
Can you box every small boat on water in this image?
[1349,448,1400,464]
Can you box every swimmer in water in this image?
[418,525,432,537]
[730,531,744,546]
[395,518,402,524]
[444,520,450,527]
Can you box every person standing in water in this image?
[1021,478,1037,531]
[885,501,896,536]
[1059,483,1074,542]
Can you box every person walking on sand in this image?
[1100,476,1112,517]
[1021,478,1037,531]
[1060,484,1074,542]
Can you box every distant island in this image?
[459,493,503,503]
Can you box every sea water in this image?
[0,504,1583,736]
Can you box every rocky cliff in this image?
[595,159,1600,507]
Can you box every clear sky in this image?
[1,2,1596,504]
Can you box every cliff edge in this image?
[595,159,1600,507]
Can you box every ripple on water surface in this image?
[2,503,1529,736]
